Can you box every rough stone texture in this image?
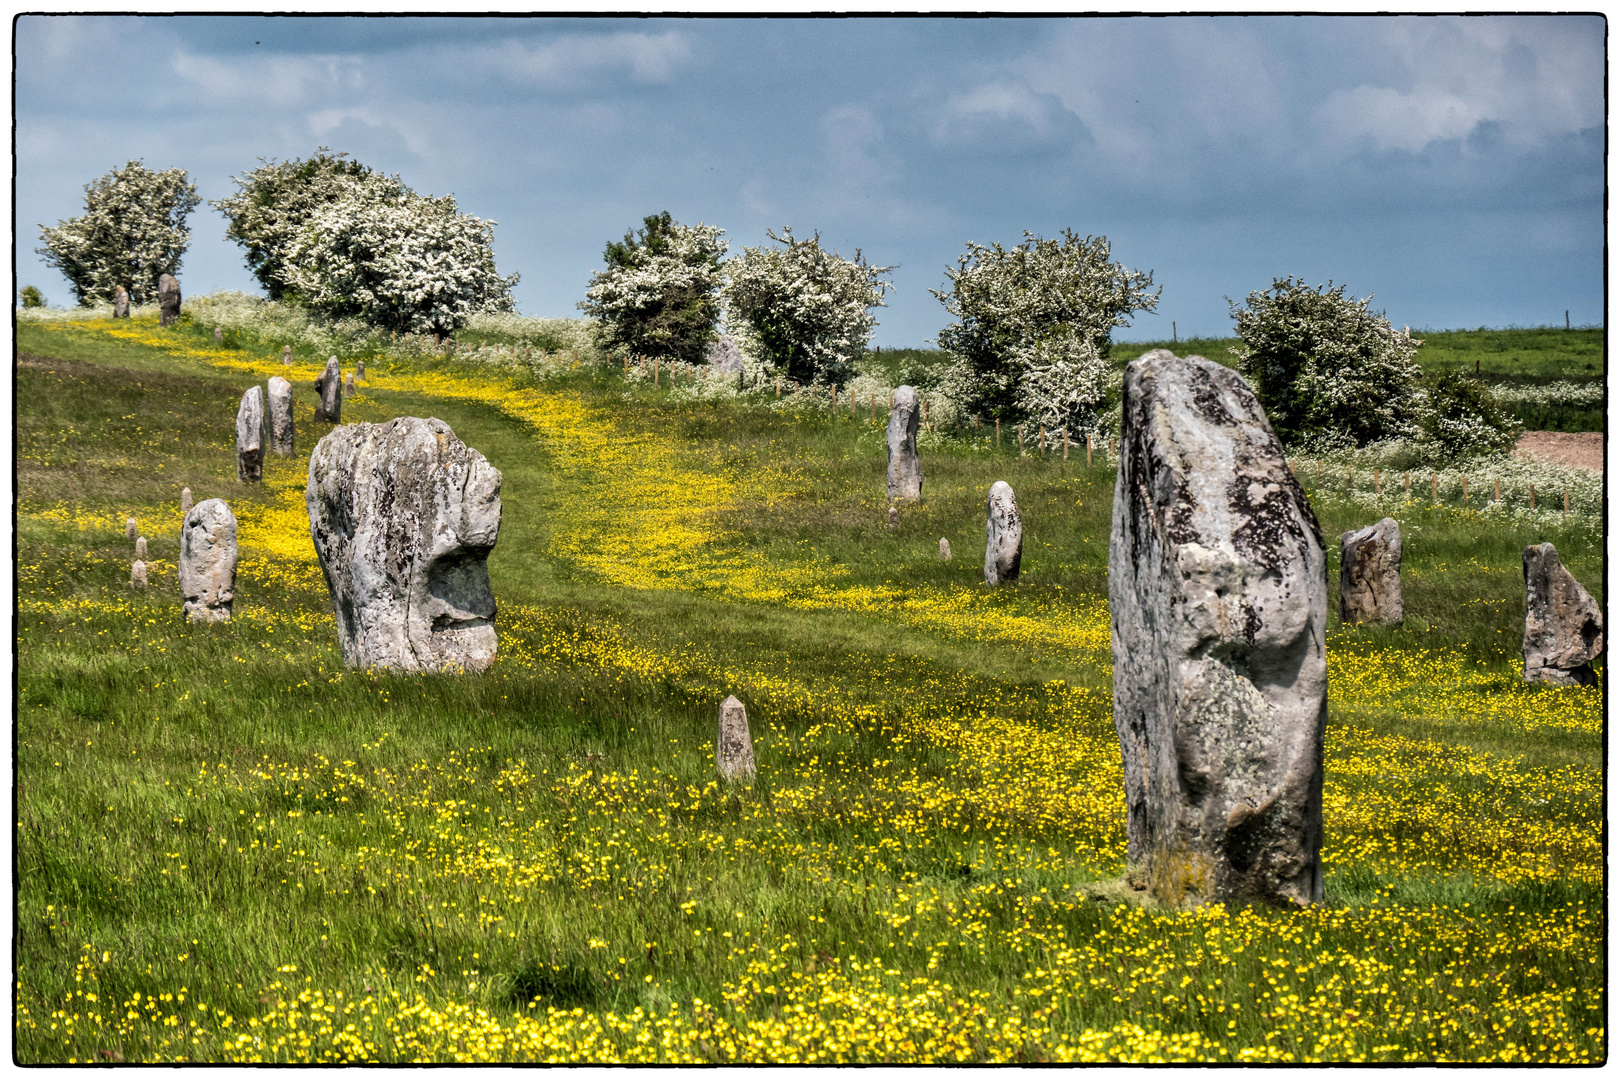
[113,286,129,318]
[345,372,356,396]
[716,695,756,783]
[1338,518,1403,626]
[706,337,744,375]
[1109,349,1327,908]
[268,376,295,456]
[939,537,952,561]
[214,327,224,345]
[314,356,342,423]
[307,417,503,673]
[180,498,237,623]
[237,385,265,483]
[135,536,147,560]
[984,482,1022,586]
[887,505,899,529]
[283,345,292,366]
[180,488,193,515]
[356,358,366,381]
[131,560,147,587]
[1522,543,1603,686]
[886,386,923,502]
[157,273,181,327]
[126,517,138,542]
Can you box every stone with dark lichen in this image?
[716,695,756,783]
[1339,518,1403,626]
[886,386,922,501]
[1109,349,1327,908]
[1521,542,1602,686]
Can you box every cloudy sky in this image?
[15,15,1605,345]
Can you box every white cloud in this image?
[479,31,694,88]
[170,50,366,108]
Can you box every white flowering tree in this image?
[281,189,518,336]
[725,228,894,386]
[934,230,1158,435]
[579,212,727,366]
[1229,278,1421,448]
[37,160,201,306]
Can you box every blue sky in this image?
[15,15,1605,345]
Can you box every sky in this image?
[14,14,1606,346]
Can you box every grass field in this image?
[14,308,1604,1063]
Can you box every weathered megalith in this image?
[135,536,147,560]
[1522,543,1603,686]
[344,372,355,396]
[886,385,922,502]
[706,336,744,375]
[1339,517,1403,626]
[1110,349,1327,908]
[126,516,138,542]
[180,487,193,515]
[237,385,265,482]
[131,560,147,588]
[267,376,294,456]
[939,537,952,561]
[157,273,181,327]
[179,498,237,623]
[214,327,223,345]
[282,344,292,366]
[313,356,342,423]
[306,417,502,672]
[716,695,756,783]
[113,286,129,318]
[984,481,1021,586]
[355,358,366,381]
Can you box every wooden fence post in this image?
[1063,429,1069,460]
[1086,433,1093,468]
[1404,471,1411,497]
[1530,484,1537,509]
[1461,477,1468,503]
[1018,425,1025,454]
[996,418,1001,448]
[1564,489,1570,513]
[1374,469,1381,495]
[1431,474,1438,501]
[1494,478,1500,502]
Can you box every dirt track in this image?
[1514,431,1604,473]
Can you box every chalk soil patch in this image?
[1515,431,1603,473]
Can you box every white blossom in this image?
[37,160,200,306]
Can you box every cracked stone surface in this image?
[886,385,922,502]
[1521,542,1603,686]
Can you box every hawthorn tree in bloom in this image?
[580,211,727,365]
[934,230,1158,435]
[37,160,201,306]
[726,228,894,386]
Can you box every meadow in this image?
[13,303,1604,1063]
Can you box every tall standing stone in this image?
[1110,349,1327,908]
[236,385,266,482]
[306,417,502,672]
[1339,518,1403,626]
[267,376,295,456]
[135,536,147,560]
[716,695,756,783]
[157,273,181,327]
[1522,543,1603,686]
[126,516,138,542]
[179,498,237,623]
[887,385,922,502]
[180,488,193,515]
[131,560,147,588]
[939,537,952,560]
[984,482,1022,586]
[113,286,129,318]
[313,356,342,423]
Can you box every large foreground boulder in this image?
[1110,349,1327,908]
[1339,517,1402,625]
[307,417,502,672]
[1522,543,1603,686]
[180,498,237,623]
[237,385,265,482]
[886,385,922,501]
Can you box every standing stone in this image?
[984,482,1022,586]
[113,286,129,318]
[179,498,237,623]
[307,417,502,672]
[313,356,342,423]
[939,537,952,560]
[180,488,192,515]
[345,372,356,396]
[126,516,138,542]
[706,336,744,375]
[886,386,923,501]
[356,358,365,381]
[716,695,756,783]
[131,560,147,588]
[283,344,292,366]
[887,505,899,529]
[1110,349,1327,908]
[267,376,295,456]
[1522,543,1603,686]
[236,386,266,482]
[135,536,147,560]
[214,327,223,345]
[157,273,181,327]
[1339,518,1403,626]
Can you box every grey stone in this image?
[180,488,192,515]
[113,286,129,318]
[126,517,138,542]
[706,336,744,375]
[157,273,181,327]
[1339,518,1403,626]
[886,386,922,501]
[314,356,342,423]
[214,327,223,345]
[307,416,502,673]
[283,345,292,366]
[135,536,147,560]
[716,695,756,783]
[180,498,237,623]
[1109,349,1327,908]
[131,560,147,588]
[356,358,365,381]
[939,537,952,560]
[887,505,899,529]
[237,385,265,483]
[984,481,1022,586]
[1522,543,1603,686]
[267,376,294,456]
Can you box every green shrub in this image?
[1420,371,1523,458]
[18,285,44,308]
[580,211,726,366]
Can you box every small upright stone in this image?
[282,344,292,366]
[180,487,193,515]
[1339,518,1403,626]
[179,498,237,623]
[887,505,899,529]
[345,372,356,396]
[886,385,922,501]
[135,536,147,559]
[213,327,223,345]
[267,376,294,455]
[939,537,952,560]
[984,482,1022,585]
[706,336,744,375]
[716,695,756,783]
[1522,543,1603,686]
[355,358,366,381]
[157,273,181,327]
[130,560,147,588]
[126,516,138,542]
[313,356,342,423]
[237,385,266,482]
[113,286,129,318]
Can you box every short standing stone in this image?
[179,498,237,623]
[939,537,952,560]
[716,695,756,783]
[1110,349,1327,908]
[1522,543,1603,686]
[267,376,295,456]
[984,482,1021,586]
[887,505,899,529]
[214,327,223,345]
[113,286,129,318]
[356,358,365,381]
[237,385,266,482]
[180,488,192,515]
[157,273,181,327]
[126,516,138,542]
[135,536,147,560]
[706,336,744,375]
[307,417,502,672]
[886,386,922,501]
[313,356,342,423]
[1339,518,1403,626]
[282,345,292,366]
[131,560,147,588]
[345,372,355,396]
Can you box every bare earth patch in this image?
[1514,431,1604,473]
